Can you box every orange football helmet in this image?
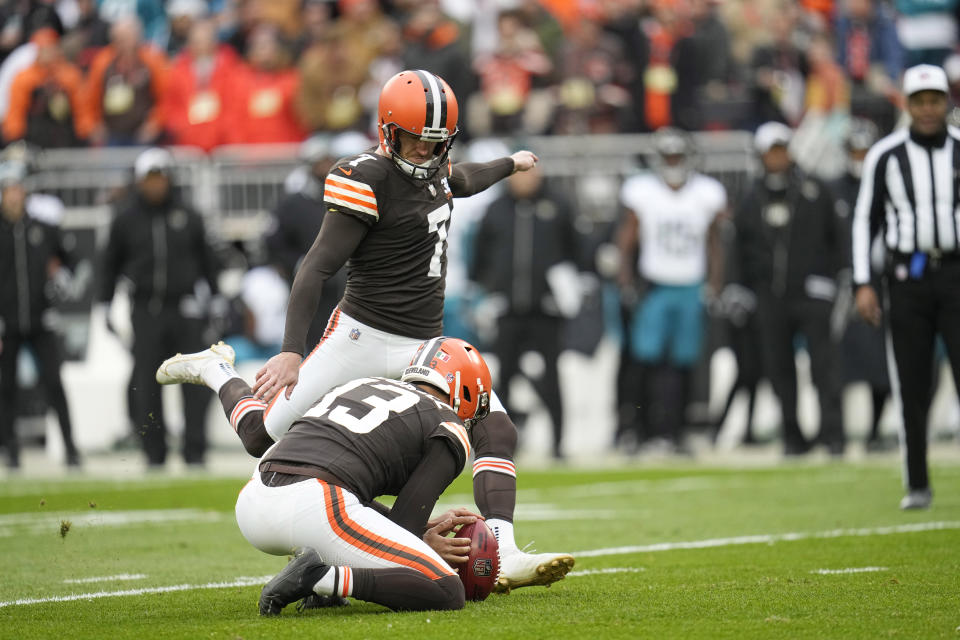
[401,336,491,426]
[377,69,459,179]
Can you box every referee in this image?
[852,64,960,510]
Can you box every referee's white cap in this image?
[903,64,949,96]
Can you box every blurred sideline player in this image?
[157,337,491,613]
[831,119,894,451]
[249,70,573,591]
[617,128,728,453]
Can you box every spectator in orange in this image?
[402,3,472,111]
[331,0,393,89]
[805,34,850,115]
[3,28,92,147]
[226,25,305,145]
[86,16,167,146]
[162,19,238,152]
[472,8,553,135]
[554,15,633,134]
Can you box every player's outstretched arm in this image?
[448,150,538,198]
[509,150,539,173]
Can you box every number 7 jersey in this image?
[262,377,472,504]
[324,152,455,340]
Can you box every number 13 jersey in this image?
[262,377,471,504]
[324,152,455,340]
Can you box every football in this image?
[455,519,499,601]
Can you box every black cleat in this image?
[296,593,350,611]
[259,548,330,616]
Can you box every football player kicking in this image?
[158,337,492,613]
[250,69,573,591]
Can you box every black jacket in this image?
[266,182,346,298]
[829,172,858,271]
[0,212,66,335]
[470,185,579,316]
[99,193,219,309]
[266,182,346,347]
[735,167,845,298]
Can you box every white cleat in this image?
[899,488,932,510]
[493,550,575,594]
[156,341,235,385]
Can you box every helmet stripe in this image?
[433,74,447,130]
[414,69,443,130]
[416,336,444,366]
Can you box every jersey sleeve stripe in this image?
[472,457,516,478]
[440,421,471,460]
[326,174,376,197]
[324,194,379,219]
[324,180,377,205]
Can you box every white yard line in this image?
[811,567,888,575]
[2,521,956,609]
[63,574,148,584]
[573,521,960,557]
[0,576,273,609]
[0,509,227,538]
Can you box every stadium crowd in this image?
[2,0,960,473]
[0,0,950,149]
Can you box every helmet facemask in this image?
[652,127,694,189]
[381,122,458,180]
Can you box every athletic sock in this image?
[312,566,353,598]
[201,359,240,393]
[486,518,518,554]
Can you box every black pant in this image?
[131,304,210,465]
[492,313,564,457]
[614,300,646,445]
[714,313,764,441]
[887,261,960,491]
[756,295,845,451]
[0,329,77,463]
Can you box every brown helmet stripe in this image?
[412,69,445,132]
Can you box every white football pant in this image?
[262,307,505,441]
[236,466,456,579]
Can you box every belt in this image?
[258,461,349,489]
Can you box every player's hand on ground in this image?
[510,150,539,173]
[253,351,302,402]
[424,508,481,566]
[855,285,882,327]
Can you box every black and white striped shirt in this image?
[852,126,960,285]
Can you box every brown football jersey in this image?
[323,153,456,339]
[261,377,471,503]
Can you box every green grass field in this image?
[2,460,959,639]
